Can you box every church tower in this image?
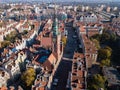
[52,4,61,60]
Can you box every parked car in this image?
[73,35,77,38]
[53,82,58,86]
[54,78,59,82]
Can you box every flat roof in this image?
[103,67,120,85]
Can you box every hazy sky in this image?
[0,0,120,2]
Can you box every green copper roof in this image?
[53,18,59,36]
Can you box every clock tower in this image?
[52,4,61,60]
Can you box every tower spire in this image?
[54,3,57,19]
[52,2,59,36]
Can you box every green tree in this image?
[88,74,106,90]
[22,30,28,35]
[98,48,111,60]
[100,33,110,43]
[90,34,101,41]
[110,32,117,42]
[1,41,10,48]
[21,68,36,87]
[94,74,104,83]
[100,59,110,67]
[5,31,18,43]
[92,39,100,49]
[5,34,11,41]
[104,46,112,52]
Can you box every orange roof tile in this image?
[41,37,52,47]
[38,87,45,90]
[48,53,56,64]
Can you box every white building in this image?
[2,59,20,79]
[80,14,97,23]
[35,7,40,14]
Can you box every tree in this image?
[94,74,104,83]
[90,34,101,41]
[100,33,110,43]
[100,59,111,67]
[10,31,18,36]
[77,5,82,12]
[22,30,28,35]
[88,74,106,90]
[98,48,112,60]
[93,74,106,88]
[1,41,10,48]
[62,36,67,47]
[104,46,112,52]
[4,31,18,43]
[21,68,36,87]
[92,39,100,49]
[110,32,117,42]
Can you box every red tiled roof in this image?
[71,53,85,90]
[42,60,53,71]
[38,87,45,90]
[0,86,8,90]
[48,53,56,64]
[41,37,52,47]
[80,26,86,32]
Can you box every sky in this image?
[0,0,120,2]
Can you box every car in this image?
[66,85,69,88]
[53,78,59,86]
[53,82,58,86]
[73,35,77,38]
[79,44,82,48]
[65,30,68,36]
[88,71,92,77]
[54,78,59,82]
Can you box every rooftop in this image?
[32,72,49,90]
[71,53,86,90]
[33,49,50,64]
[103,66,120,85]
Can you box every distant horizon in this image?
[1,0,120,3]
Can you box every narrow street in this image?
[51,23,78,90]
